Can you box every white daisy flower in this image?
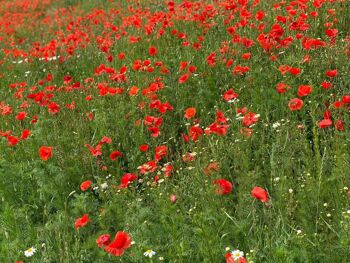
[144,249,156,258]
[272,122,281,129]
[24,247,36,257]
[101,182,108,190]
[231,249,244,260]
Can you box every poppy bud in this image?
[170,194,177,203]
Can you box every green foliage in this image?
[1,0,350,262]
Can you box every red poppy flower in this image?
[213,179,232,195]
[96,234,111,248]
[188,65,197,73]
[236,107,247,115]
[47,102,60,114]
[226,59,233,68]
[0,130,11,137]
[323,109,331,119]
[223,89,239,101]
[110,150,122,160]
[325,29,338,38]
[326,69,337,78]
[139,144,149,152]
[318,119,332,128]
[119,173,138,188]
[104,231,131,256]
[149,46,157,56]
[289,67,301,75]
[321,81,332,90]
[74,214,90,229]
[242,112,259,127]
[255,10,265,20]
[189,125,203,142]
[116,52,125,60]
[288,98,304,111]
[342,95,350,104]
[20,129,31,140]
[99,136,112,144]
[148,126,160,137]
[155,145,167,161]
[225,253,235,263]
[297,85,312,97]
[278,65,290,75]
[178,73,189,84]
[232,65,250,75]
[85,144,102,157]
[180,61,188,70]
[0,102,12,115]
[276,83,290,94]
[184,107,196,119]
[15,111,27,121]
[138,160,158,174]
[7,135,20,146]
[216,111,227,124]
[242,53,251,60]
[206,52,216,66]
[225,253,247,263]
[129,86,139,96]
[251,186,269,203]
[334,119,344,131]
[162,163,173,177]
[80,180,92,191]
[39,146,53,161]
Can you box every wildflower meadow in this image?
[0,0,350,262]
